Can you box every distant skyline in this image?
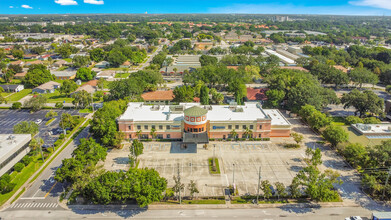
[1,0,391,16]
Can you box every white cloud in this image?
[84,0,104,5]
[9,6,14,8]
[21,5,33,9]
[55,0,78,5]
[209,3,387,15]
[349,0,391,10]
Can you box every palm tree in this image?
[230,129,238,140]
[150,128,157,140]
[243,128,253,139]
[173,67,178,75]
[136,130,142,139]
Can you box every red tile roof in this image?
[141,90,174,101]
[279,66,309,72]
[246,88,268,101]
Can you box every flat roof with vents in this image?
[0,134,31,176]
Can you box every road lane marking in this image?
[20,197,46,200]
[44,181,57,198]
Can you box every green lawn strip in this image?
[29,118,88,184]
[45,118,56,126]
[115,72,131,78]
[208,158,220,174]
[41,90,74,103]
[63,58,72,63]
[340,125,384,147]
[0,160,43,206]
[182,199,225,204]
[231,197,290,204]
[79,108,93,113]
[11,188,25,204]
[154,199,225,205]
[331,116,346,126]
[7,89,32,101]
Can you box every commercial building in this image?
[351,123,391,138]
[118,102,291,142]
[0,134,31,176]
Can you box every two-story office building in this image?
[118,102,291,142]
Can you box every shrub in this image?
[11,102,22,109]
[14,162,25,172]
[55,102,64,108]
[209,138,215,141]
[22,156,32,166]
[284,144,301,149]
[345,116,363,125]
[363,117,381,124]
[387,85,391,93]
[59,133,65,139]
[54,139,62,147]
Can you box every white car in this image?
[35,119,42,125]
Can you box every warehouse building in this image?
[0,134,31,176]
[118,102,291,143]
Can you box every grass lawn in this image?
[331,117,346,126]
[208,158,220,174]
[115,72,131,78]
[63,58,72,63]
[45,118,56,126]
[7,89,32,102]
[1,92,12,97]
[154,199,225,205]
[0,158,44,206]
[79,108,93,113]
[41,90,74,103]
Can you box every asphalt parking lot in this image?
[0,109,84,145]
[105,141,306,197]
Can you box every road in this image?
[6,122,91,212]
[0,207,373,219]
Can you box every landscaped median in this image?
[0,117,90,207]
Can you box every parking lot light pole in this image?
[256,166,261,204]
[233,163,235,190]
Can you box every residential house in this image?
[38,54,52,61]
[246,88,268,103]
[120,61,131,68]
[23,54,38,60]
[9,60,24,66]
[141,90,175,104]
[72,80,98,94]
[0,84,24,92]
[24,60,43,67]
[51,70,77,80]
[53,60,70,68]
[32,81,61,94]
[96,70,115,79]
[95,61,110,69]
[13,71,27,79]
[279,66,309,72]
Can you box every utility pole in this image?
[383,167,391,200]
[178,163,181,204]
[256,166,261,204]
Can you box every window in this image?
[250,125,253,129]
[243,125,246,129]
[190,128,193,132]
[235,125,239,129]
[228,125,232,129]
[259,134,262,138]
[128,126,131,130]
[202,127,204,131]
[259,125,262,129]
[166,125,171,130]
[152,125,156,129]
[144,125,148,130]
[159,125,163,130]
[167,134,171,139]
[194,128,198,132]
[137,125,141,130]
[157,134,163,139]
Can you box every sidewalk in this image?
[65,200,359,211]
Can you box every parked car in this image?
[35,119,42,125]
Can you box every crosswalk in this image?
[9,202,59,209]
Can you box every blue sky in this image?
[2,0,391,15]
